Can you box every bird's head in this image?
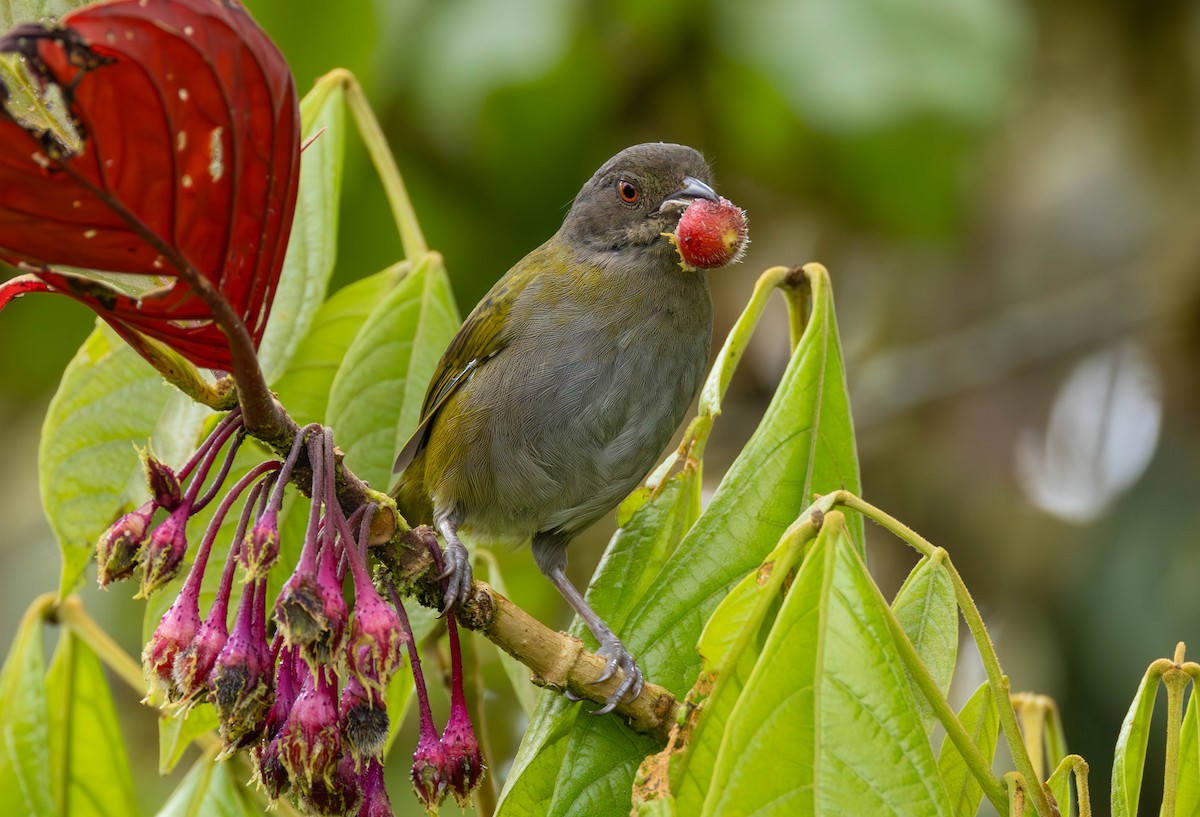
[561,143,719,262]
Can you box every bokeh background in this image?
[3,0,1199,814]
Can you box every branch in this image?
[376,526,679,741]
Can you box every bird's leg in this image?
[532,533,645,714]
[435,513,473,613]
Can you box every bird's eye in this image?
[617,179,639,204]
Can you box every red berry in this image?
[672,197,748,269]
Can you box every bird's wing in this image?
[392,267,524,474]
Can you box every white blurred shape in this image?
[1016,342,1161,524]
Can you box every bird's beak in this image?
[658,176,719,212]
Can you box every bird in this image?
[391,142,726,714]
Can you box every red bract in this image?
[0,0,300,370]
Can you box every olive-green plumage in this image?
[390,143,722,712]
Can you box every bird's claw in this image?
[438,538,473,616]
[585,637,644,715]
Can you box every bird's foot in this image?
[436,536,473,615]
[588,634,645,715]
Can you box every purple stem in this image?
[183,460,280,600]
[265,423,321,514]
[390,585,437,735]
[177,408,243,482]
[296,431,327,575]
[209,476,268,622]
[192,431,246,512]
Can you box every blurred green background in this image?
[3,0,1200,814]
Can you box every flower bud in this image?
[274,539,347,668]
[137,500,193,598]
[297,750,362,816]
[279,665,342,787]
[411,729,448,813]
[357,757,393,817]
[95,501,153,587]
[141,587,201,704]
[441,694,485,807]
[252,736,291,802]
[346,584,405,698]
[171,612,227,708]
[239,508,280,580]
[340,675,389,764]
[211,581,274,751]
[140,446,182,510]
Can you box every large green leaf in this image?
[326,252,460,488]
[40,326,178,596]
[154,752,259,817]
[701,513,950,817]
[498,265,861,816]
[667,514,817,811]
[1111,665,1161,817]
[0,598,52,817]
[1176,691,1200,817]
[892,552,958,735]
[937,682,1000,817]
[270,267,399,428]
[256,81,347,385]
[45,632,140,817]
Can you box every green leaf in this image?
[937,682,1000,817]
[326,252,460,488]
[669,516,817,811]
[158,704,219,776]
[1111,664,1161,817]
[40,325,176,596]
[271,267,398,428]
[1042,702,1072,817]
[256,81,347,385]
[891,552,958,735]
[45,632,140,817]
[0,598,52,817]
[701,513,950,817]
[1176,690,1200,817]
[154,751,260,817]
[496,464,703,816]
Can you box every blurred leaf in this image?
[716,0,1028,132]
[154,751,259,817]
[1177,691,1200,817]
[326,253,460,488]
[702,514,949,816]
[937,682,1000,817]
[158,703,218,776]
[256,80,347,385]
[892,552,958,735]
[0,599,52,817]
[1111,665,1160,817]
[45,632,139,817]
[39,325,175,596]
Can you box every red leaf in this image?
[0,0,300,371]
